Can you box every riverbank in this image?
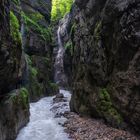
[64,112,139,140]
[16,89,140,140]
[52,90,140,140]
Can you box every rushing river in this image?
[16,90,71,140]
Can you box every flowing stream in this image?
[16,22,71,140]
[16,90,71,140]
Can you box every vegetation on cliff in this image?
[22,12,51,41]
[51,0,73,21]
[10,11,21,43]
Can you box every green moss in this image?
[10,11,21,43]
[26,55,38,77]
[64,40,73,55]
[26,54,32,66]
[20,88,29,108]
[65,41,72,49]
[22,12,51,41]
[49,82,59,90]
[30,67,38,77]
[97,88,123,125]
[9,88,29,109]
[94,21,102,41]
[28,65,43,97]
[44,57,50,64]
[30,78,43,96]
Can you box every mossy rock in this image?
[22,12,51,41]
[9,88,29,109]
[97,88,123,126]
[27,62,45,101]
[10,11,22,44]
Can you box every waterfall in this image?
[57,26,63,48]
[54,24,68,87]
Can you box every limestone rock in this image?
[69,0,140,132]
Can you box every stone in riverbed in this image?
[53,93,67,103]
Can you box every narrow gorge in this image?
[0,0,140,140]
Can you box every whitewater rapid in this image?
[16,90,71,140]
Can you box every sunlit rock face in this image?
[69,0,140,132]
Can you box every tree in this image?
[51,0,73,21]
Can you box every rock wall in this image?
[0,88,29,140]
[0,0,55,139]
[69,0,140,132]
[0,0,22,94]
[21,0,58,101]
[0,1,30,140]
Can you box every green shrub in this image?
[9,88,29,109]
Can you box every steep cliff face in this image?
[21,0,58,101]
[0,0,22,94]
[0,1,30,140]
[0,0,54,139]
[70,0,140,132]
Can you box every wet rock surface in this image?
[0,0,22,95]
[0,1,30,140]
[68,0,140,132]
[21,0,58,101]
[0,0,54,139]
[52,90,139,140]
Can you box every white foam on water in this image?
[16,90,71,140]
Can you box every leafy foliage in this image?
[9,88,29,109]
[51,0,73,21]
